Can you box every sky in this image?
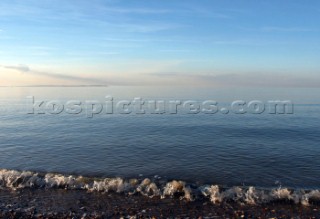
[0,0,320,87]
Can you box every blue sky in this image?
[0,0,320,86]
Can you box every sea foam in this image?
[0,169,319,206]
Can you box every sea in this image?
[0,86,319,204]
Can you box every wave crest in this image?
[1,169,319,206]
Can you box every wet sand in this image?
[0,188,319,218]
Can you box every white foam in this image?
[91,178,128,192]
[0,169,319,206]
[0,169,44,189]
[136,178,160,198]
[162,180,193,201]
[200,185,222,204]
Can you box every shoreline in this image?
[0,188,320,218]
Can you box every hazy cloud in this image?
[147,72,320,88]
[2,64,320,87]
[146,72,180,77]
[199,73,320,87]
[119,23,184,33]
[2,64,30,72]
[159,49,191,53]
[260,27,318,32]
[1,64,108,85]
[100,7,171,14]
[101,37,198,43]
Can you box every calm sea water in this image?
[0,87,319,189]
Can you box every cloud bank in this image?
[1,64,320,88]
[1,64,108,86]
[147,72,320,88]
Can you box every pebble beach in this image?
[1,188,320,219]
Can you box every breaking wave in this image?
[1,169,320,206]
